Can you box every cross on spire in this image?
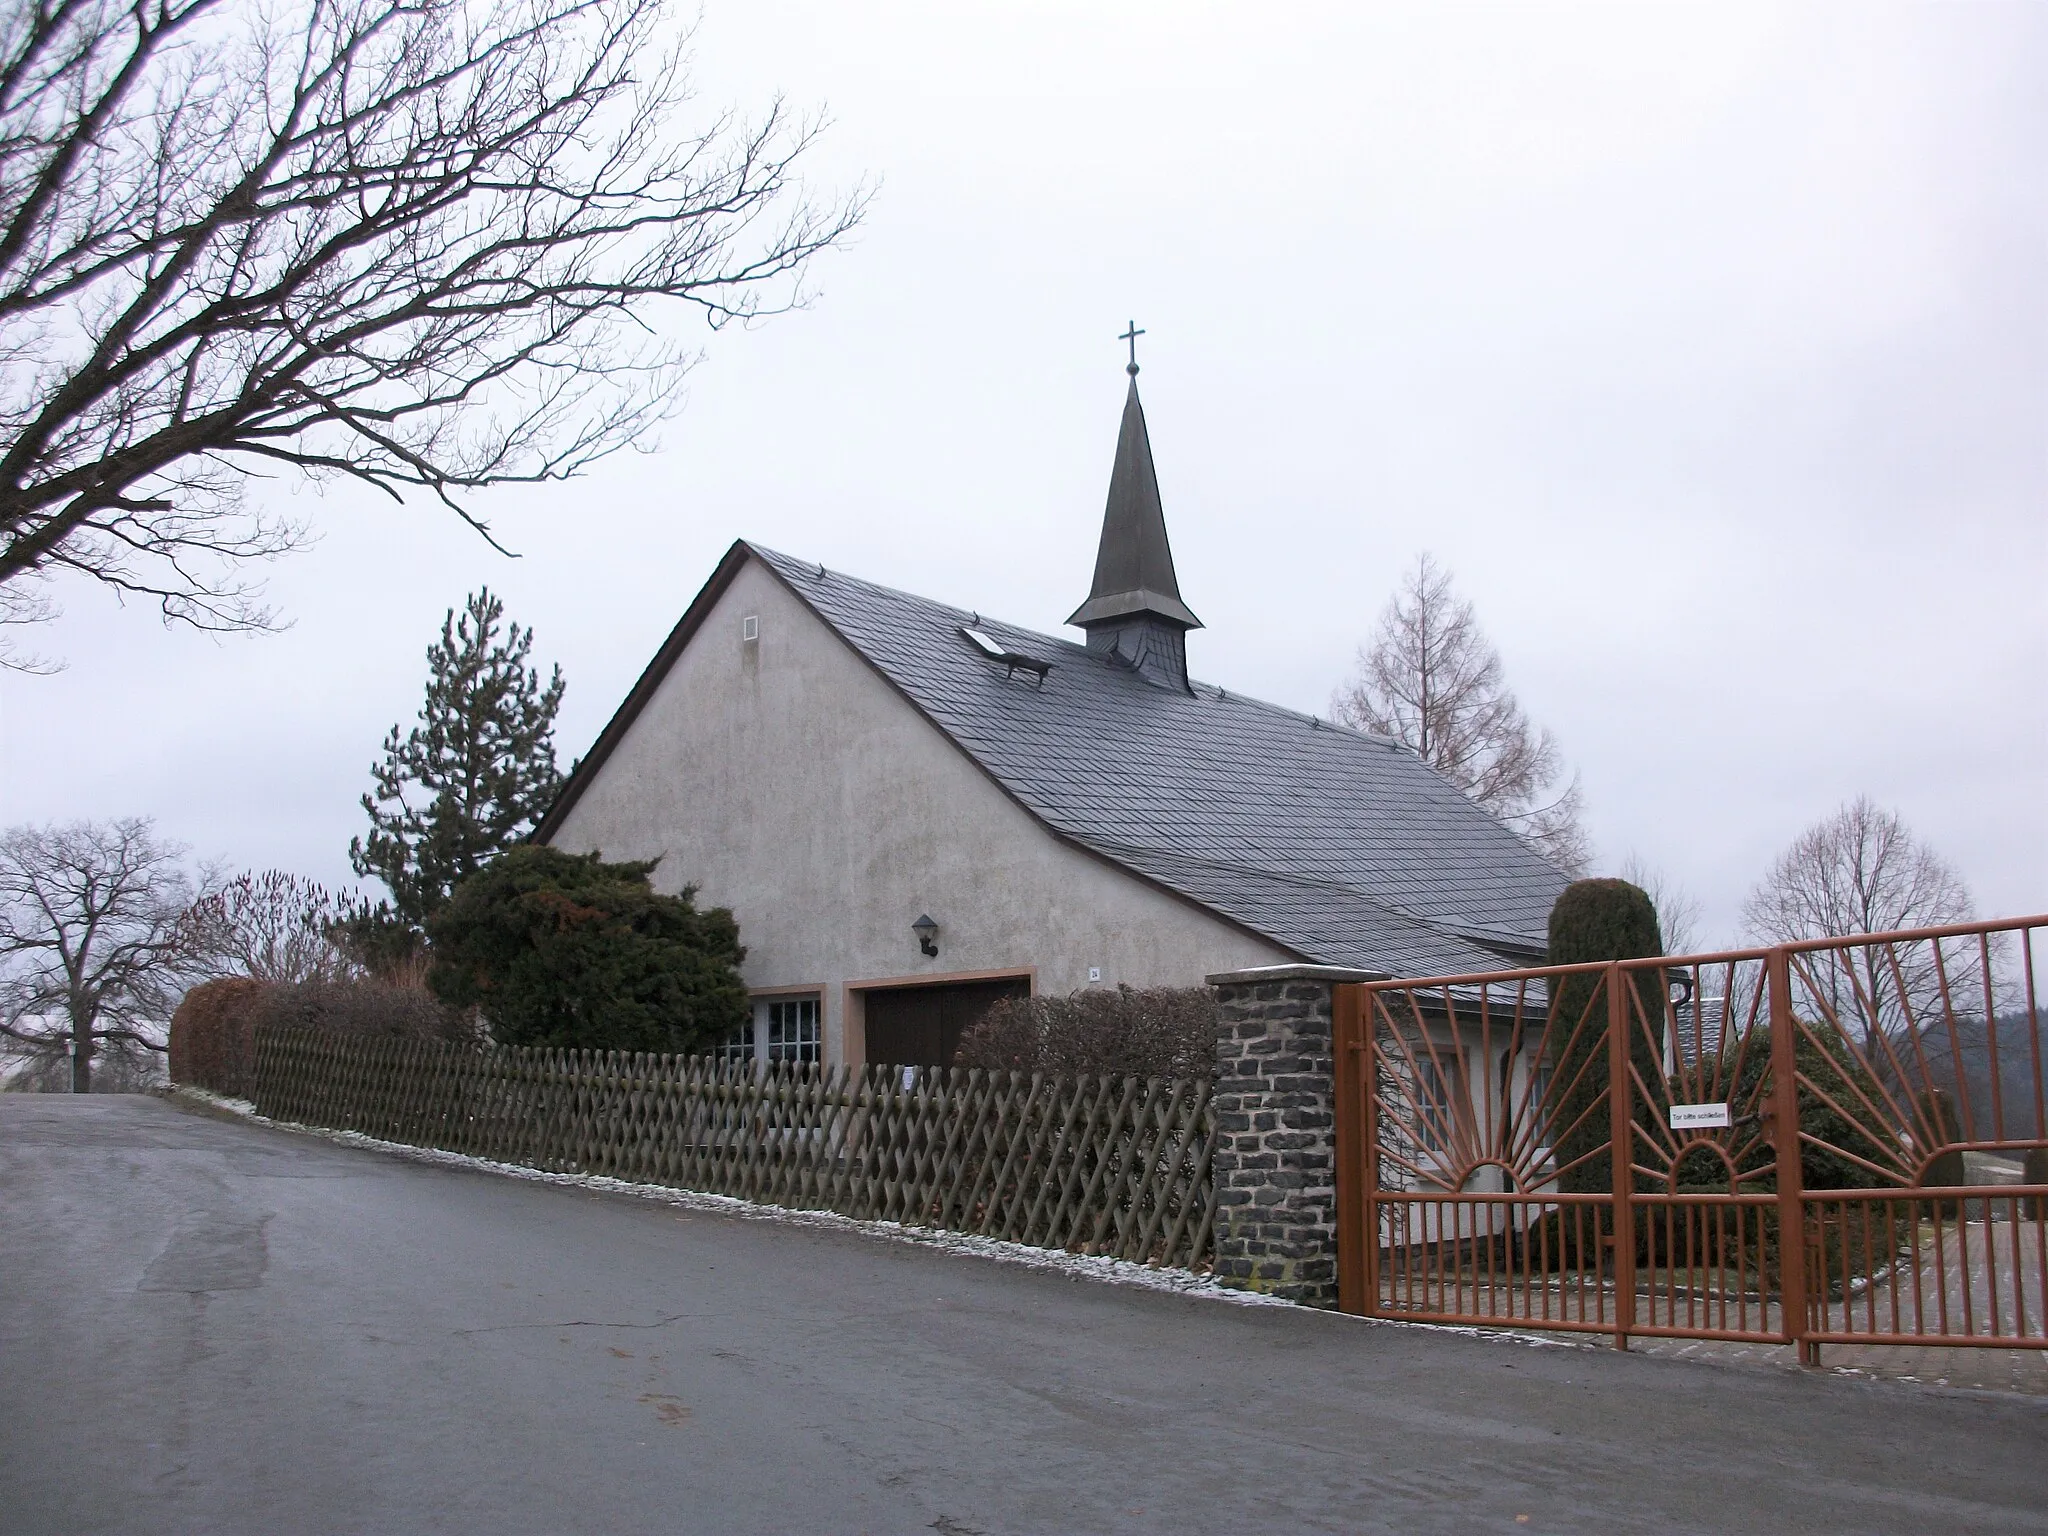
[1119,320,1145,376]
[1069,327,1201,655]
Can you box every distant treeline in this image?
[1913,1012,2045,1141]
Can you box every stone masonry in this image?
[1208,964,1385,1308]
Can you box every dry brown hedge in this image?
[170,975,473,1095]
[955,985,1217,1081]
[247,978,473,1043]
[168,976,267,1096]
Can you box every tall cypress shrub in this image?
[1544,879,1667,1196]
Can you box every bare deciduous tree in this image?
[0,0,862,663]
[1744,796,1976,1049]
[1745,797,1973,946]
[1332,552,1591,875]
[1618,854,1705,957]
[183,868,354,984]
[0,818,205,1090]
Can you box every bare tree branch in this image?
[1617,854,1705,957]
[0,566,61,670]
[181,867,356,983]
[0,0,865,662]
[1332,552,1592,875]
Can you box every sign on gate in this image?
[1668,1102,1731,1130]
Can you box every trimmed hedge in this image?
[168,977,268,1097]
[955,985,1218,1082]
[170,975,470,1096]
[248,978,472,1043]
[1544,879,1668,1197]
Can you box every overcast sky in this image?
[1,2,2042,950]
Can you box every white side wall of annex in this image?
[548,555,1291,1063]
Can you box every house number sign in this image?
[1668,1102,1733,1130]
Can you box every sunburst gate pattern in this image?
[1350,917,2046,1354]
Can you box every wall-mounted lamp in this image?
[912,913,940,957]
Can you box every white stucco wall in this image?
[548,555,1291,1063]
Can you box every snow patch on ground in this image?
[168,1087,1297,1309]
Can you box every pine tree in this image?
[348,590,565,958]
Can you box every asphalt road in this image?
[5,1096,2045,1536]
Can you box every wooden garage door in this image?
[861,978,1030,1068]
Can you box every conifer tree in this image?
[427,846,748,1054]
[1333,554,1591,875]
[1544,879,1667,1196]
[348,591,565,959]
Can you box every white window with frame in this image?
[1413,1057,1457,1159]
[720,995,822,1068]
[1500,1050,1557,1154]
[717,1019,756,1064]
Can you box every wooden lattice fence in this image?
[249,1028,1216,1268]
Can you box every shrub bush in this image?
[426,845,749,1054]
[182,870,356,984]
[954,985,1217,1081]
[246,977,475,1042]
[170,973,474,1095]
[1543,879,1668,1197]
[168,976,268,1096]
[1525,1016,1909,1291]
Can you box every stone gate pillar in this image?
[1208,964,1385,1308]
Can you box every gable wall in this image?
[547,556,1291,1063]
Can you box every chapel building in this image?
[535,365,1567,1067]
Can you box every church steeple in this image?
[1067,331,1200,689]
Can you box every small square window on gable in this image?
[741,614,759,643]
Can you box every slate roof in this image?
[740,545,1568,977]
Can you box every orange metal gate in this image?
[1334,916,2048,1362]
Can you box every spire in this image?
[1066,374,1202,635]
